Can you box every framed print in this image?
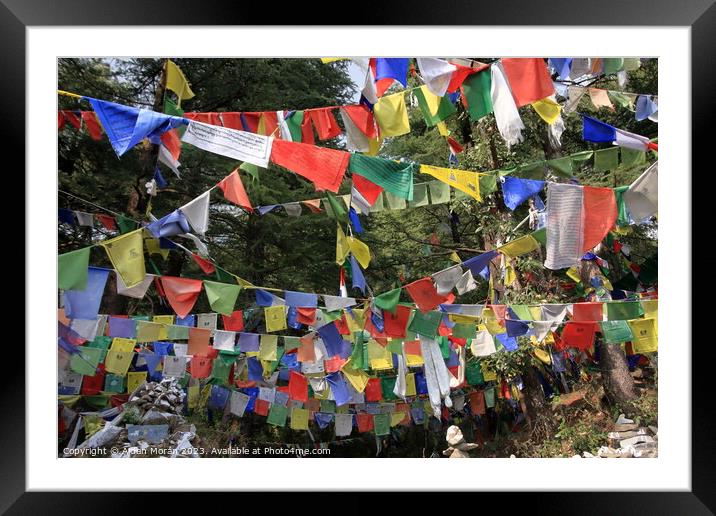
[4,0,712,511]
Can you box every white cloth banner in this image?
[335,413,353,437]
[490,63,525,148]
[420,336,453,419]
[470,330,496,357]
[116,272,155,299]
[615,128,650,151]
[540,303,569,323]
[162,356,187,377]
[416,58,457,97]
[212,330,236,351]
[455,269,478,295]
[75,211,94,227]
[180,190,211,236]
[530,320,554,342]
[563,86,586,114]
[544,182,584,270]
[181,120,273,168]
[624,161,658,222]
[432,265,463,295]
[322,295,357,312]
[230,391,251,417]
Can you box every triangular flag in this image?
[165,59,195,105]
[217,170,253,212]
[179,191,210,235]
[161,276,203,318]
[203,280,241,316]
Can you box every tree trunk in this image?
[521,366,558,440]
[596,339,638,411]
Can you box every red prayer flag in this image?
[188,327,212,357]
[95,214,117,231]
[365,378,383,402]
[270,139,349,193]
[342,104,378,138]
[309,108,342,140]
[352,174,384,205]
[300,114,315,145]
[242,113,261,134]
[356,413,375,433]
[375,77,395,97]
[469,390,486,415]
[582,186,617,253]
[160,129,182,161]
[189,356,212,379]
[324,357,346,373]
[161,276,203,318]
[58,111,65,130]
[500,58,555,107]
[81,364,105,396]
[81,111,103,140]
[191,253,216,274]
[404,340,422,356]
[217,169,253,212]
[383,305,411,338]
[220,113,244,131]
[288,370,308,402]
[561,322,597,351]
[301,199,323,213]
[222,310,244,331]
[63,111,81,130]
[260,112,279,137]
[405,277,449,312]
[296,307,317,326]
[446,62,487,93]
[253,398,270,416]
[571,302,604,322]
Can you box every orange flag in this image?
[500,58,555,107]
[582,186,617,252]
[217,170,253,212]
[160,276,203,318]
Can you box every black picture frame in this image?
[5,0,710,512]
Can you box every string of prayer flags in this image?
[165,60,195,106]
[373,92,411,137]
[87,98,186,157]
[160,277,203,318]
[270,139,349,193]
[217,169,253,212]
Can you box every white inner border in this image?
[28,27,689,491]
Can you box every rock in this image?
[615,414,634,425]
[582,451,596,458]
[613,423,639,432]
[620,435,655,448]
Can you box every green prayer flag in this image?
[177,373,190,389]
[210,354,236,385]
[214,266,235,284]
[166,325,190,340]
[437,336,451,359]
[600,320,634,343]
[414,87,457,127]
[381,377,397,401]
[383,191,407,210]
[428,180,451,204]
[239,162,260,184]
[285,111,304,143]
[571,150,594,168]
[407,310,442,339]
[531,227,547,246]
[116,215,137,235]
[104,374,125,393]
[614,186,631,226]
[369,192,385,212]
[203,281,241,316]
[320,399,336,413]
[620,147,646,167]
[603,58,624,75]
[58,247,91,291]
[409,183,430,207]
[164,97,184,116]
[374,288,401,314]
[466,361,485,386]
[509,305,533,321]
[517,161,546,180]
[132,315,151,321]
[349,154,416,201]
[452,323,476,340]
[386,339,403,354]
[374,413,391,436]
[324,191,348,222]
[283,336,301,351]
[608,91,633,110]
[479,174,498,197]
[593,147,620,172]
[547,156,574,178]
[87,336,112,362]
[70,346,103,376]
[267,403,288,427]
[622,58,641,71]
[484,386,496,408]
[461,70,493,121]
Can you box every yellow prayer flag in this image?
[406,353,424,367]
[102,229,146,289]
[373,92,410,137]
[235,275,255,288]
[126,371,147,393]
[449,252,461,264]
[531,97,562,125]
[110,337,136,353]
[436,121,449,136]
[348,236,371,269]
[533,347,551,365]
[504,263,516,286]
[341,359,370,393]
[366,137,383,156]
[482,365,497,382]
[258,334,279,361]
[136,321,164,343]
[641,300,658,332]
[187,384,200,409]
[264,306,287,333]
[336,225,351,265]
[528,306,543,320]
[145,237,169,260]
[153,315,174,325]
[482,309,505,335]
[499,235,540,257]
[368,339,393,370]
[105,350,134,376]
[391,413,406,427]
[628,318,658,353]
[290,408,309,430]
[420,164,481,202]
[165,59,195,105]
[566,267,582,283]
[405,372,416,396]
[320,58,347,63]
[449,313,480,324]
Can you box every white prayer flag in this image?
[181,120,273,168]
